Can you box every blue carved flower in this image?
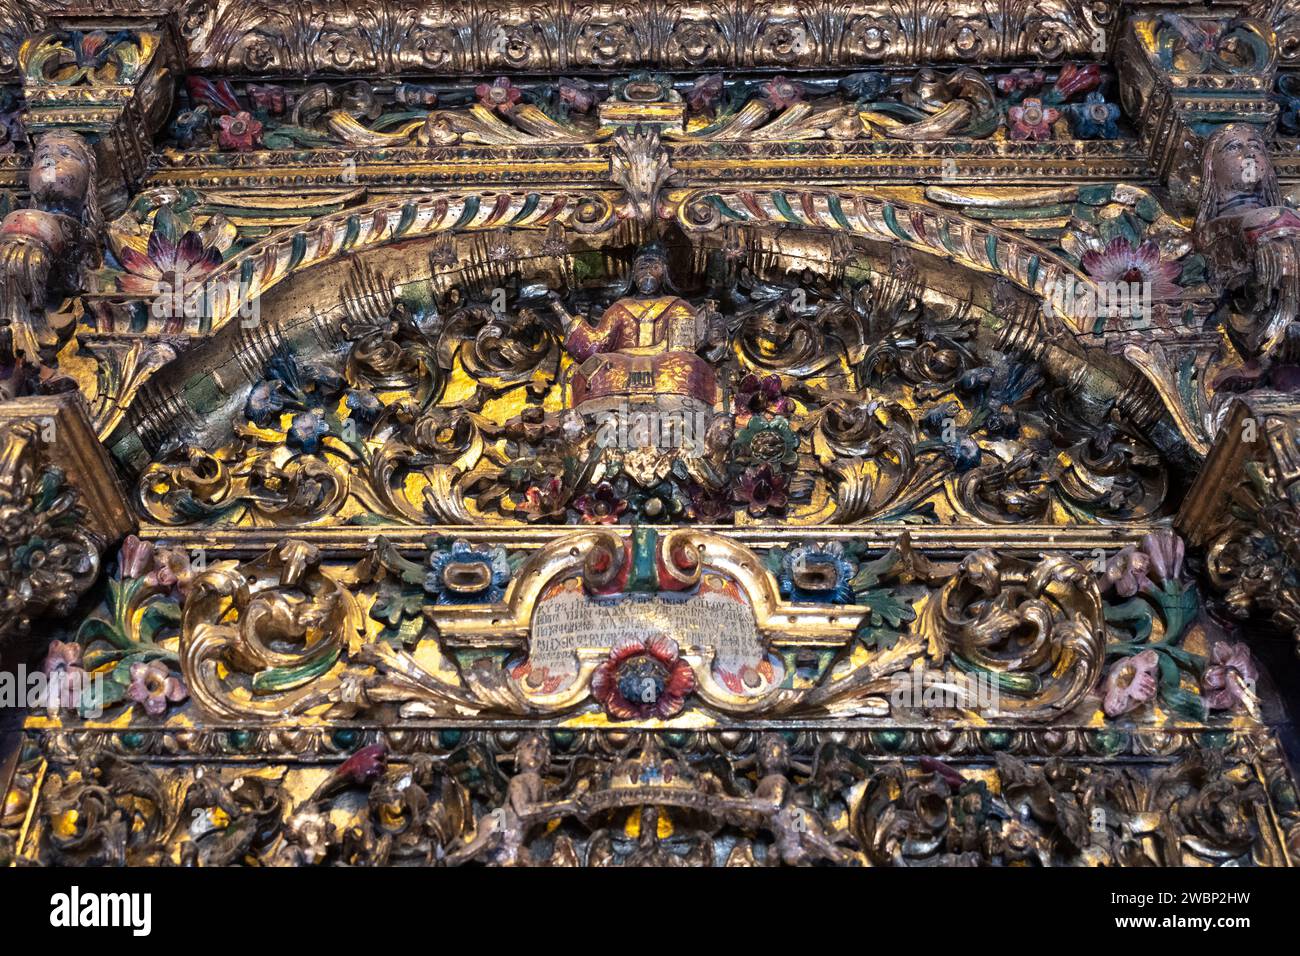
[1278,75,1300,135]
[287,410,329,453]
[1282,98,1300,136]
[1066,92,1120,140]
[946,436,982,471]
[920,404,982,472]
[169,105,211,148]
[345,389,383,426]
[303,362,346,398]
[424,539,512,604]
[246,379,287,426]
[838,71,888,103]
[779,544,856,604]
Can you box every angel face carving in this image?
[30,132,97,218]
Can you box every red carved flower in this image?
[737,373,794,416]
[511,660,567,695]
[216,111,263,151]
[591,636,695,720]
[247,83,288,115]
[337,744,388,784]
[735,464,789,516]
[520,475,566,517]
[1051,63,1102,102]
[572,481,627,524]
[476,77,523,113]
[996,69,1046,95]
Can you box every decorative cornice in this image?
[1116,13,1278,205]
[174,0,1118,78]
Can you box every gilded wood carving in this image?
[2,0,1300,871]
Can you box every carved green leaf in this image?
[859,589,916,629]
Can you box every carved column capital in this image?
[1179,392,1300,651]
[0,392,134,647]
[1117,11,1277,207]
[19,8,181,217]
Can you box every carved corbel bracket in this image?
[0,392,134,647]
[1117,13,1277,207]
[1178,391,1300,651]
[19,9,181,217]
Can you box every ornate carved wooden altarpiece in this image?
[2,0,1300,868]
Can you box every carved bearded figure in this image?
[0,131,101,396]
[558,242,720,420]
[1194,123,1300,364]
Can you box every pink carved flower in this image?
[1201,641,1258,711]
[558,78,598,114]
[591,636,695,720]
[149,547,196,600]
[1081,237,1183,302]
[216,111,263,151]
[687,74,724,114]
[117,534,155,579]
[1007,97,1059,141]
[127,660,188,716]
[115,222,225,303]
[1102,545,1151,598]
[1102,650,1159,717]
[1140,529,1185,587]
[476,77,522,113]
[42,640,89,711]
[760,75,804,109]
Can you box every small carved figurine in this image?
[0,130,101,398]
[726,733,856,865]
[441,732,578,866]
[549,241,724,426]
[1195,123,1300,368]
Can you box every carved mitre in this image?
[1194,123,1300,362]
